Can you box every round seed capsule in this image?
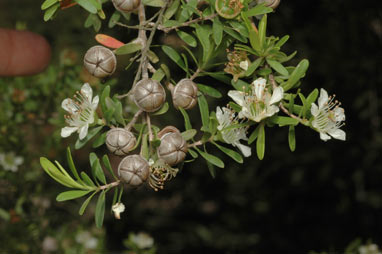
[118,155,150,186]
[158,131,188,166]
[106,128,136,156]
[83,46,117,78]
[172,79,198,110]
[256,0,280,9]
[133,79,166,112]
[112,0,140,13]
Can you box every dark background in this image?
[0,0,381,253]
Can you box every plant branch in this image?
[126,109,144,131]
[146,112,154,142]
[190,68,202,80]
[99,180,121,191]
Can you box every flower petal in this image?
[79,124,89,140]
[81,83,93,102]
[61,127,78,138]
[61,98,77,113]
[269,86,284,105]
[253,78,266,99]
[236,143,252,157]
[319,132,331,141]
[92,95,99,109]
[318,88,329,109]
[228,90,245,106]
[334,107,345,122]
[328,128,346,141]
[311,103,319,116]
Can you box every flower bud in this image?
[112,0,140,13]
[157,128,188,166]
[106,128,136,156]
[118,155,150,186]
[83,46,117,78]
[133,79,166,112]
[215,0,243,19]
[172,79,198,110]
[256,0,280,9]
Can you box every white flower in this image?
[61,83,99,140]
[216,106,251,157]
[0,152,23,172]
[112,202,125,219]
[75,231,98,250]
[311,88,346,141]
[131,232,154,249]
[359,243,382,254]
[228,77,284,122]
[239,60,249,71]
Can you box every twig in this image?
[115,22,152,30]
[146,112,154,141]
[268,74,305,123]
[188,140,203,148]
[99,180,121,190]
[190,68,202,80]
[126,109,144,131]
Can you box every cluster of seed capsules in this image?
[83,20,198,190]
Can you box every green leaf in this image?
[81,172,96,187]
[213,17,223,47]
[113,99,125,125]
[162,45,187,72]
[92,132,106,148]
[100,86,110,116]
[288,125,296,152]
[162,20,183,28]
[196,148,224,168]
[283,59,309,91]
[188,148,198,158]
[102,154,118,181]
[177,30,197,47]
[89,153,106,184]
[245,3,273,17]
[198,94,210,132]
[306,88,319,111]
[275,35,289,48]
[181,129,197,141]
[142,0,165,7]
[43,3,59,21]
[258,14,267,49]
[95,191,105,228]
[206,160,216,178]
[75,126,103,150]
[41,0,58,10]
[40,157,76,188]
[79,191,97,215]
[108,11,121,28]
[66,147,82,183]
[75,0,98,13]
[152,102,169,115]
[231,79,250,91]
[248,124,260,144]
[164,0,180,20]
[213,142,243,163]
[147,50,159,63]
[195,24,211,64]
[179,107,192,130]
[256,123,265,160]
[298,93,307,118]
[152,68,165,82]
[228,102,241,113]
[197,84,222,98]
[269,116,299,126]
[241,12,261,52]
[223,27,247,43]
[245,57,263,76]
[115,41,142,55]
[266,58,289,76]
[141,134,149,159]
[56,190,91,202]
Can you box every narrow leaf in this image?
[115,41,142,55]
[179,107,192,130]
[102,154,118,181]
[75,126,103,149]
[256,123,265,160]
[181,129,197,141]
[213,142,243,163]
[177,30,197,47]
[95,34,124,49]
[197,84,222,98]
[245,3,273,17]
[56,190,91,202]
[79,191,97,215]
[213,17,223,47]
[266,58,289,76]
[283,59,309,91]
[42,0,58,10]
[66,147,82,182]
[196,148,224,168]
[162,45,187,72]
[95,191,105,228]
[198,94,210,132]
[288,125,296,152]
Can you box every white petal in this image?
[81,83,93,101]
[228,90,245,106]
[61,98,77,113]
[79,124,89,140]
[266,105,280,117]
[318,88,329,109]
[269,86,284,105]
[253,78,266,99]
[334,107,345,122]
[319,132,331,141]
[239,60,249,71]
[92,95,99,109]
[236,143,252,157]
[311,103,319,116]
[14,157,24,165]
[328,128,346,141]
[61,127,78,138]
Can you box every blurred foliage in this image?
[0,0,381,253]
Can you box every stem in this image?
[268,74,306,124]
[158,13,217,33]
[138,3,148,79]
[188,140,203,148]
[126,109,144,131]
[99,180,121,191]
[146,112,154,142]
[190,68,202,80]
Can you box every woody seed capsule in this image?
[112,0,140,13]
[256,0,280,9]
[172,79,198,110]
[106,128,136,156]
[83,46,117,78]
[158,131,188,166]
[118,155,150,186]
[133,79,166,112]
